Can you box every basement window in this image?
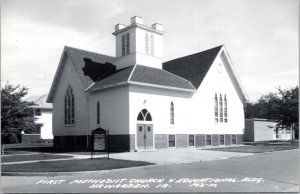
[232,135,237,144]
[169,135,175,147]
[189,135,195,146]
[206,135,212,146]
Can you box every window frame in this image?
[170,102,174,125]
[168,134,176,148]
[64,86,75,126]
[206,134,212,146]
[232,135,237,144]
[219,134,225,145]
[97,101,100,125]
[214,93,218,123]
[224,94,228,123]
[188,135,195,147]
[219,94,223,123]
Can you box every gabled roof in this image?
[47,46,114,103]
[88,65,195,92]
[27,94,52,109]
[163,45,223,88]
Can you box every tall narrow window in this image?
[64,86,74,125]
[170,102,174,125]
[214,94,218,122]
[150,34,154,56]
[219,94,223,122]
[145,33,149,54]
[121,34,126,56]
[97,102,100,124]
[224,95,228,123]
[126,33,130,54]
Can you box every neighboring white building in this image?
[244,118,292,142]
[28,94,53,140]
[47,16,248,151]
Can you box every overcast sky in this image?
[2,0,298,102]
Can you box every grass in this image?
[204,142,299,153]
[2,158,153,172]
[2,153,73,163]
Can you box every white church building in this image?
[47,16,248,151]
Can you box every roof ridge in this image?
[164,45,223,64]
[127,64,138,82]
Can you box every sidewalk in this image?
[2,148,253,165]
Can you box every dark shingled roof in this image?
[163,45,223,89]
[89,66,134,91]
[47,46,115,103]
[89,65,195,91]
[130,65,195,90]
[65,46,115,88]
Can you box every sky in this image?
[1,0,299,102]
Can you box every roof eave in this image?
[128,81,196,92]
[46,47,68,103]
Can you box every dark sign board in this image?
[91,127,109,159]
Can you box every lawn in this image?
[2,153,73,163]
[2,158,153,172]
[204,142,299,153]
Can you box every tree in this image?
[245,86,299,142]
[1,82,37,148]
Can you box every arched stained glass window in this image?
[64,86,75,125]
[214,93,218,123]
[137,109,152,121]
[97,102,100,124]
[170,102,174,125]
[224,95,228,123]
[219,94,223,123]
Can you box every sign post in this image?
[90,128,109,159]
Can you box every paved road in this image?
[2,149,299,193]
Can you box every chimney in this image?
[151,23,163,32]
[115,24,127,31]
[131,16,144,25]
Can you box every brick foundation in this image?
[54,134,135,152]
[195,134,206,147]
[212,134,219,146]
[225,134,232,145]
[176,134,188,148]
[155,134,168,149]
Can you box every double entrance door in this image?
[137,124,153,150]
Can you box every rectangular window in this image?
[189,135,195,146]
[232,135,237,144]
[220,135,225,145]
[206,135,212,146]
[35,109,41,116]
[275,128,279,138]
[169,135,175,147]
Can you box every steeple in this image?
[113,16,164,70]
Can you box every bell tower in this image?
[113,16,164,70]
